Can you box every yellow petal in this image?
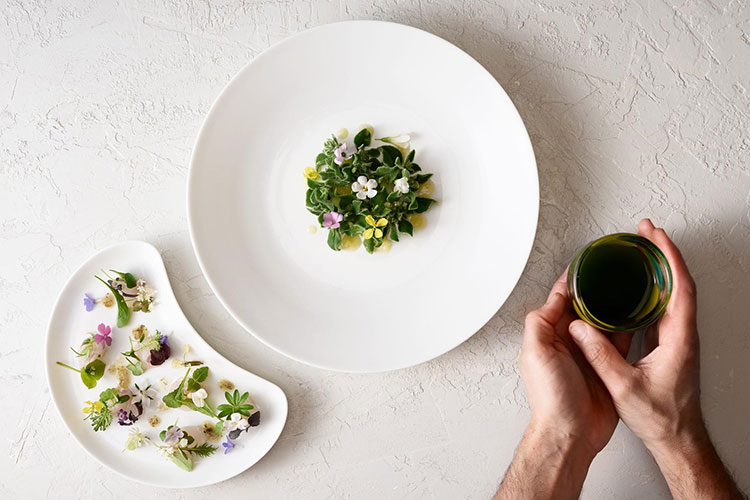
[303,167,320,181]
[363,228,374,239]
[364,215,376,227]
[374,228,383,239]
[376,218,388,227]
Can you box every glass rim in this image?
[567,233,673,333]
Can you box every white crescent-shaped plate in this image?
[188,21,539,372]
[45,241,288,488]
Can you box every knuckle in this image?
[587,341,611,367]
[524,311,541,328]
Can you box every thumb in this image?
[569,320,632,393]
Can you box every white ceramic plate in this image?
[45,241,288,488]
[188,21,538,372]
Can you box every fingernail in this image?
[569,322,585,340]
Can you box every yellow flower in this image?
[82,400,104,414]
[363,215,388,239]
[303,167,320,181]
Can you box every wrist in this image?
[523,419,597,486]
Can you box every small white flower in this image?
[190,388,208,408]
[124,427,150,451]
[136,280,156,303]
[159,445,176,457]
[379,134,411,151]
[227,412,249,432]
[394,177,410,194]
[352,176,378,200]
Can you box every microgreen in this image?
[157,424,216,471]
[217,390,255,419]
[305,126,436,253]
[56,359,105,389]
[95,275,130,327]
[82,387,130,432]
[162,366,220,422]
[109,269,137,288]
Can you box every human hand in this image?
[568,219,743,498]
[495,274,635,500]
[520,273,632,458]
[567,219,703,450]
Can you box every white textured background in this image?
[2,1,749,498]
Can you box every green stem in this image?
[56,361,81,373]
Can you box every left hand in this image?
[520,272,633,456]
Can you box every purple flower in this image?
[94,323,112,347]
[164,426,184,445]
[222,437,235,454]
[322,211,343,229]
[333,142,356,165]
[116,408,137,425]
[159,334,169,347]
[83,294,95,312]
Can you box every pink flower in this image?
[94,323,112,347]
[334,142,356,165]
[323,212,343,229]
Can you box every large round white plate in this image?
[187,21,538,372]
[45,242,288,488]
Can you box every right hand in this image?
[567,219,705,452]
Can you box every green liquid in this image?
[577,240,659,328]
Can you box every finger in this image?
[524,293,567,347]
[638,218,696,302]
[546,268,570,302]
[569,320,633,396]
[610,331,633,358]
[637,218,698,339]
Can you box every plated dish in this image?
[45,241,287,488]
[187,21,539,372]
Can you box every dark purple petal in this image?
[149,343,171,365]
[248,411,260,427]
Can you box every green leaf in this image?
[405,149,415,165]
[109,270,137,288]
[125,360,144,376]
[192,366,209,383]
[327,228,342,251]
[363,237,375,253]
[386,191,401,202]
[96,276,130,327]
[307,178,320,189]
[415,197,436,213]
[215,421,224,434]
[187,378,201,392]
[370,190,387,208]
[170,450,193,472]
[163,392,181,408]
[351,200,363,214]
[398,219,414,236]
[98,388,119,404]
[354,128,372,148]
[315,153,328,167]
[415,173,432,184]
[389,224,400,242]
[81,359,105,389]
[380,145,401,167]
[159,430,167,441]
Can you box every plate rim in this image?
[44,240,289,488]
[186,20,539,373]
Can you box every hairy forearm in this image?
[647,426,744,500]
[495,423,595,500]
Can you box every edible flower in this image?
[83,294,96,312]
[303,167,321,181]
[378,134,411,152]
[94,323,112,347]
[323,211,343,229]
[352,176,378,200]
[334,142,357,165]
[82,400,104,414]
[222,437,235,455]
[124,427,149,451]
[190,388,208,408]
[363,215,388,240]
[227,412,249,432]
[394,177,410,194]
[164,426,184,445]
